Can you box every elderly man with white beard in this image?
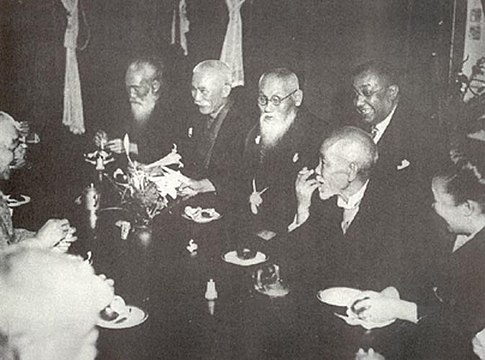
[235,68,328,238]
[95,56,175,163]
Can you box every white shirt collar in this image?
[372,104,397,143]
[337,180,369,210]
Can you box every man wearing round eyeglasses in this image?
[351,60,447,184]
[236,68,328,237]
[94,56,175,163]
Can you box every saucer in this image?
[6,195,31,208]
[182,206,222,223]
[97,306,148,329]
[316,287,363,307]
[222,251,268,266]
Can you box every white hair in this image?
[193,60,233,86]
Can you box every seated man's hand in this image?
[106,138,124,154]
[94,130,108,147]
[35,219,76,251]
[295,167,319,209]
[473,328,485,359]
[293,167,320,225]
[178,178,215,198]
[52,226,78,253]
[351,292,417,324]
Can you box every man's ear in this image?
[461,200,478,217]
[388,84,399,101]
[151,80,161,94]
[293,89,303,107]
[347,162,358,182]
[222,84,232,98]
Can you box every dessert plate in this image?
[97,305,148,329]
[222,250,268,266]
[182,206,222,223]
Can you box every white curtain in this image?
[220,0,246,87]
[171,0,190,56]
[61,0,85,134]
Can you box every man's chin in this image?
[318,189,334,200]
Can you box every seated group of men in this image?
[94,56,485,358]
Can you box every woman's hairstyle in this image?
[434,160,485,210]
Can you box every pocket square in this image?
[397,159,410,170]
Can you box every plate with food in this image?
[97,295,148,329]
[222,249,268,266]
[182,206,222,223]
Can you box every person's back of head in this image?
[0,247,113,360]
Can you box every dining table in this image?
[65,182,417,360]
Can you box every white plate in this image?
[316,287,363,307]
[97,306,148,329]
[317,287,397,330]
[6,195,31,208]
[182,208,222,223]
[222,251,268,266]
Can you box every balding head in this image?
[0,112,21,180]
[258,68,300,94]
[191,60,233,117]
[0,112,19,148]
[315,126,378,200]
[323,126,378,179]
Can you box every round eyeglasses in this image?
[257,89,298,107]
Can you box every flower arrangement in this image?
[111,134,186,225]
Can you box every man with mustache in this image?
[178,60,251,207]
[95,56,174,163]
[350,60,447,198]
[237,68,328,237]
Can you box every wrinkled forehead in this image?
[259,75,293,95]
[192,69,225,89]
[0,121,18,148]
[352,71,387,89]
[125,65,154,86]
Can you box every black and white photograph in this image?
[1,0,485,359]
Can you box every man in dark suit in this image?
[178,60,251,207]
[350,60,448,195]
[279,126,423,294]
[95,56,175,164]
[237,68,328,237]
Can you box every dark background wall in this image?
[0,0,464,220]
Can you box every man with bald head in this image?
[95,56,174,163]
[179,60,251,205]
[278,126,424,294]
[237,68,328,237]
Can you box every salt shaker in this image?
[205,279,218,300]
[205,279,217,316]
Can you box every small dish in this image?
[97,305,148,329]
[182,206,222,223]
[222,250,268,266]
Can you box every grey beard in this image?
[260,122,292,151]
[131,99,156,122]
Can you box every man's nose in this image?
[354,93,366,107]
[193,90,203,102]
